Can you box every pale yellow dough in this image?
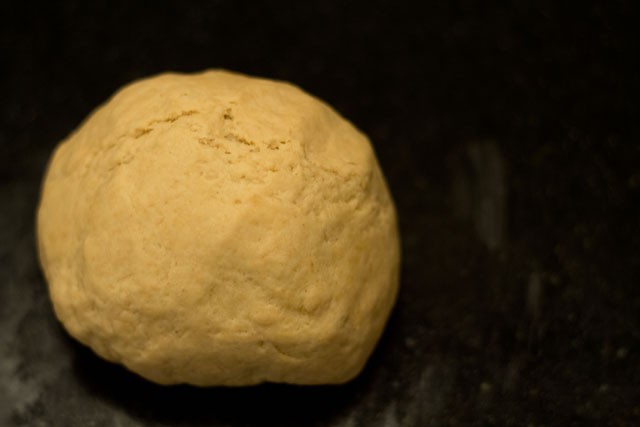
[36,70,400,386]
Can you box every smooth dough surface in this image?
[37,70,400,386]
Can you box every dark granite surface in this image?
[1,1,639,425]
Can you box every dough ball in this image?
[36,70,400,386]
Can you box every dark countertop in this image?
[1,1,639,425]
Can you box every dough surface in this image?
[37,70,400,386]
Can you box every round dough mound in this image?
[37,70,400,386]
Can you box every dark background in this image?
[1,1,639,426]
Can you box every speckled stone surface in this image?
[1,1,639,425]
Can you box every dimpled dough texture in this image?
[37,70,400,386]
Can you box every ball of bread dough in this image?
[36,70,400,386]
